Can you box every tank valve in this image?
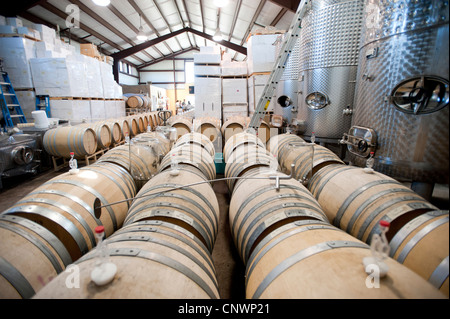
[363,151,375,174]
[363,220,390,278]
[90,226,117,286]
[343,108,353,115]
[69,152,79,175]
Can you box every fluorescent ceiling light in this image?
[213,0,229,7]
[92,0,110,6]
[213,28,223,41]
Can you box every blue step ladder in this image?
[36,95,51,118]
[0,71,27,129]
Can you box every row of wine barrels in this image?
[308,163,448,296]
[0,215,72,299]
[221,116,272,144]
[245,218,445,298]
[175,132,215,157]
[125,166,220,253]
[33,220,220,299]
[1,162,137,261]
[159,143,216,182]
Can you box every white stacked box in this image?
[15,90,37,122]
[247,34,281,75]
[6,17,23,27]
[194,77,222,119]
[194,65,221,76]
[248,73,275,113]
[221,53,247,76]
[194,46,221,64]
[49,100,91,122]
[99,61,116,98]
[103,100,117,118]
[0,15,6,25]
[115,100,126,118]
[90,100,106,121]
[33,24,56,45]
[29,57,90,97]
[0,25,17,34]
[83,55,104,98]
[222,78,248,121]
[0,37,36,88]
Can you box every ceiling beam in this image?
[111,27,247,61]
[67,0,146,64]
[270,8,288,26]
[138,47,200,69]
[268,0,301,12]
[0,0,47,17]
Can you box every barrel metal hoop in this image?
[231,184,312,236]
[0,257,35,299]
[428,256,449,290]
[92,162,137,198]
[0,215,72,266]
[129,192,216,234]
[13,196,97,250]
[334,180,401,228]
[246,222,337,285]
[133,183,218,230]
[241,206,327,260]
[104,234,218,289]
[125,204,213,252]
[79,248,219,299]
[112,222,213,271]
[395,216,449,264]
[46,179,118,231]
[355,194,435,241]
[81,167,131,209]
[251,240,369,299]
[0,222,65,273]
[308,165,355,198]
[389,211,449,257]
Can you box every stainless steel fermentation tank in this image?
[294,0,364,143]
[344,0,449,191]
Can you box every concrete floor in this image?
[0,166,448,299]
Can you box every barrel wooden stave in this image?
[2,162,136,261]
[0,215,72,299]
[125,169,220,252]
[267,133,305,163]
[389,210,449,296]
[175,132,215,157]
[245,220,445,299]
[223,132,265,163]
[43,126,97,159]
[33,221,220,299]
[308,164,438,243]
[229,170,329,263]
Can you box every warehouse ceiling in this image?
[2,0,299,69]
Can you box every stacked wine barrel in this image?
[225,131,446,298]
[25,131,221,299]
[268,133,449,297]
[42,112,161,160]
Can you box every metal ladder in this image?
[0,71,27,129]
[248,0,309,130]
[36,95,51,118]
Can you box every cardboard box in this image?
[0,37,36,88]
[193,53,221,64]
[194,65,221,76]
[30,57,90,97]
[49,99,91,122]
[15,90,37,122]
[33,24,56,45]
[90,100,106,121]
[6,17,23,27]
[222,78,247,104]
[194,77,222,119]
[247,34,281,74]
